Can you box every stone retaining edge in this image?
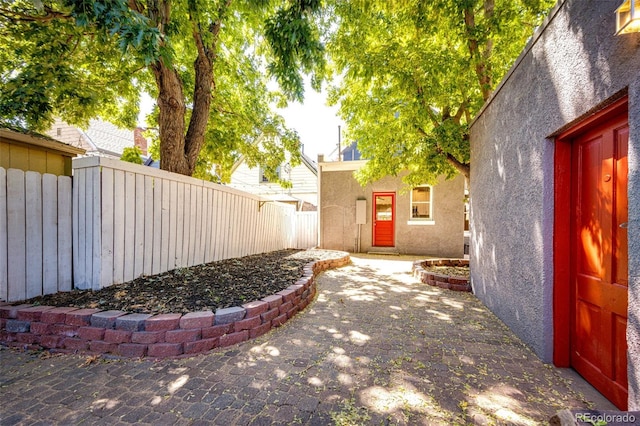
[411,258,472,292]
[0,252,351,359]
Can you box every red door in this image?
[571,112,628,409]
[373,193,394,247]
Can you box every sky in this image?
[275,84,345,162]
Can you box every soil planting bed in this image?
[412,259,471,292]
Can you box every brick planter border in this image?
[412,258,471,292]
[0,251,350,359]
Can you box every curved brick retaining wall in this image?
[0,252,350,359]
[412,259,471,292]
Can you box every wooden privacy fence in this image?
[0,159,318,301]
[294,211,318,249]
[0,167,73,302]
[73,157,315,290]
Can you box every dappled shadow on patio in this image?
[0,254,604,425]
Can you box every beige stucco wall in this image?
[319,162,465,257]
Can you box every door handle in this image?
[619,222,628,229]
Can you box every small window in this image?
[260,165,281,183]
[410,186,432,220]
[56,128,62,136]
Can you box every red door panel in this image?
[373,193,394,247]
[571,112,628,410]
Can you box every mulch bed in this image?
[16,249,335,315]
[420,264,470,278]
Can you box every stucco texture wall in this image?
[469,0,640,409]
[319,166,465,257]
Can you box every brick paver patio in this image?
[0,254,613,425]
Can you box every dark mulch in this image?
[17,249,337,315]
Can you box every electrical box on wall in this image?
[355,199,367,224]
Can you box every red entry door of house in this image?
[571,113,628,409]
[373,193,395,247]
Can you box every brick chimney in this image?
[134,127,148,156]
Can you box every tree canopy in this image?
[326,0,554,185]
[0,0,325,180]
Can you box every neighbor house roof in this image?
[80,120,135,157]
[47,118,152,161]
[0,127,85,156]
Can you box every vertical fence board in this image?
[238,197,246,256]
[91,167,101,289]
[216,192,224,260]
[143,175,154,275]
[257,203,264,251]
[200,187,208,264]
[175,182,185,268]
[203,188,212,263]
[7,169,26,301]
[188,186,198,266]
[194,186,203,265]
[84,168,95,289]
[242,197,249,255]
[0,168,7,301]
[113,170,125,284]
[58,176,72,292]
[221,192,230,260]
[227,194,234,258]
[42,174,58,295]
[122,172,136,282]
[168,181,178,269]
[160,179,170,272]
[181,184,190,267]
[210,190,219,262]
[152,178,162,274]
[74,168,86,289]
[134,174,145,278]
[100,168,114,289]
[25,172,43,299]
[229,195,237,258]
[181,184,191,267]
[238,196,246,256]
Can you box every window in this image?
[260,165,281,183]
[409,185,433,223]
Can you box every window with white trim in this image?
[260,165,281,183]
[410,185,432,220]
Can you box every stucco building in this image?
[470,0,639,409]
[319,159,465,257]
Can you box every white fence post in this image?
[0,168,7,302]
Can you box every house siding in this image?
[0,130,84,176]
[469,0,640,409]
[46,119,92,152]
[319,163,464,257]
[228,158,318,206]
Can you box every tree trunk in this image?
[151,61,190,175]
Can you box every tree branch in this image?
[416,126,470,180]
[0,6,71,23]
[463,5,492,102]
[453,100,469,124]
